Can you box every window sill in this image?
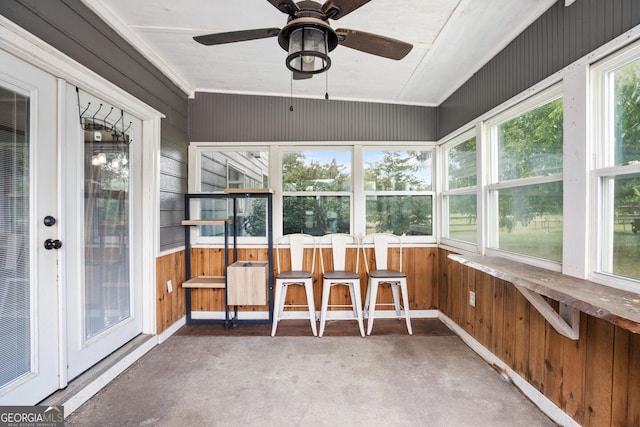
[448,254,640,335]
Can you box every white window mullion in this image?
[271,145,283,238]
[562,62,590,278]
[353,145,364,237]
[476,122,488,254]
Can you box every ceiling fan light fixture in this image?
[194,1,414,78]
[286,26,331,74]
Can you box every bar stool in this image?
[271,234,318,336]
[362,233,412,335]
[318,234,365,337]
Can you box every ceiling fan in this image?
[193,0,413,80]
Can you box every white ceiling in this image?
[83,0,560,106]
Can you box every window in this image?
[487,87,563,262]
[194,149,269,240]
[363,150,433,236]
[281,149,351,235]
[189,145,435,243]
[442,132,477,245]
[593,46,640,284]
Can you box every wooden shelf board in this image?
[449,254,640,334]
[183,276,225,289]
[181,220,228,226]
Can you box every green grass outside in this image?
[449,215,640,280]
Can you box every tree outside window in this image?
[282,151,351,235]
[443,135,477,244]
[364,150,433,236]
[488,91,564,262]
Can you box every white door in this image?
[0,51,60,404]
[64,85,143,379]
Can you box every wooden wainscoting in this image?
[155,250,186,333]
[187,246,439,314]
[188,247,269,313]
[439,249,640,426]
[155,246,439,334]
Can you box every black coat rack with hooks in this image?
[76,87,133,145]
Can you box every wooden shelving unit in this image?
[182,190,274,328]
[182,275,226,289]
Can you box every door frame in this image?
[0,15,162,390]
[0,49,60,405]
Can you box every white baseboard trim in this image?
[373,309,439,319]
[190,309,440,321]
[190,311,270,320]
[438,312,579,427]
[158,316,186,343]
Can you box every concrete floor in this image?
[65,326,556,426]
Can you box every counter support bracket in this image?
[514,285,579,340]
[448,253,640,338]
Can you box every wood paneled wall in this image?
[439,249,640,426]
[155,251,186,333]
[155,246,438,331]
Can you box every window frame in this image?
[280,146,353,237]
[484,84,564,269]
[361,146,436,243]
[440,129,479,252]
[590,42,640,291]
[188,144,271,245]
[188,143,436,245]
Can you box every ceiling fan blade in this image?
[267,0,300,16]
[293,72,313,80]
[321,0,371,20]
[193,28,280,46]
[336,28,413,60]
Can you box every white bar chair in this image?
[271,234,317,336]
[362,233,412,335]
[318,234,365,337]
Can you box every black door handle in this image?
[44,239,62,250]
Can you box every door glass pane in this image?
[83,120,130,339]
[0,86,31,387]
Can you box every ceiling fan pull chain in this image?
[289,73,294,111]
[325,31,329,100]
[325,70,329,100]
